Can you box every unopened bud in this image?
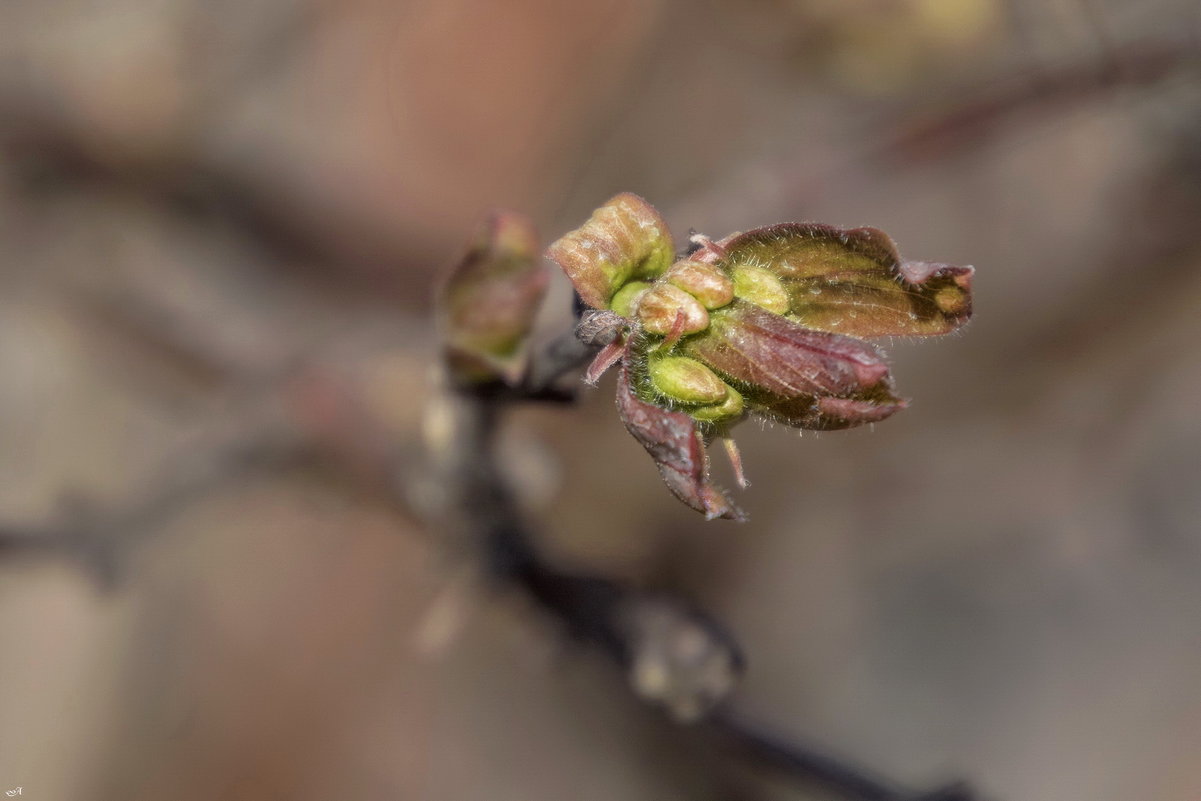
[934,285,969,315]
[691,384,744,424]
[439,212,548,385]
[648,356,730,405]
[637,284,710,337]
[730,266,790,315]
[610,280,652,318]
[666,260,735,310]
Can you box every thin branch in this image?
[710,708,979,801]
[877,38,1200,165]
[0,429,300,588]
[421,298,982,800]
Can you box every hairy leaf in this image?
[755,390,908,431]
[542,195,976,519]
[715,223,973,338]
[682,301,892,399]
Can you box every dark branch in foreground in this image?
[421,300,984,801]
[712,708,979,801]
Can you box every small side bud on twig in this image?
[438,212,549,386]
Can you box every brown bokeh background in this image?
[2,1,1201,799]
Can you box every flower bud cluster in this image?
[610,257,754,425]
[544,192,974,519]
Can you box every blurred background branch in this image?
[2,1,1201,800]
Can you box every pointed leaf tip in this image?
[616,361,744,521]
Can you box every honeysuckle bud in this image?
[438,212,549,385]
[729,265,791,315]
[609,280,652,318]
[545,192,674,309]
[648,356,729,405]
[544,196,974,520]
[690,384,743,423]
[635,283,709,338]
[645,354,746,426]
[665,260,735,309]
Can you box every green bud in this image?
[648,356,730,404]
[636,283,710,337]
[665,260,735,309]
[730,266,790,315]
[610,280,652,317]
[934,284,969,315]
[691,384,744,423]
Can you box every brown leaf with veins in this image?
[683,301,893,398]
[713,223,973,338]
[682,301,906,430]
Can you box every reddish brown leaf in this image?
[682,301,892,399]
[758,392,908,431]
[616,362,743,521]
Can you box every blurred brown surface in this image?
[3,1,1201,799]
